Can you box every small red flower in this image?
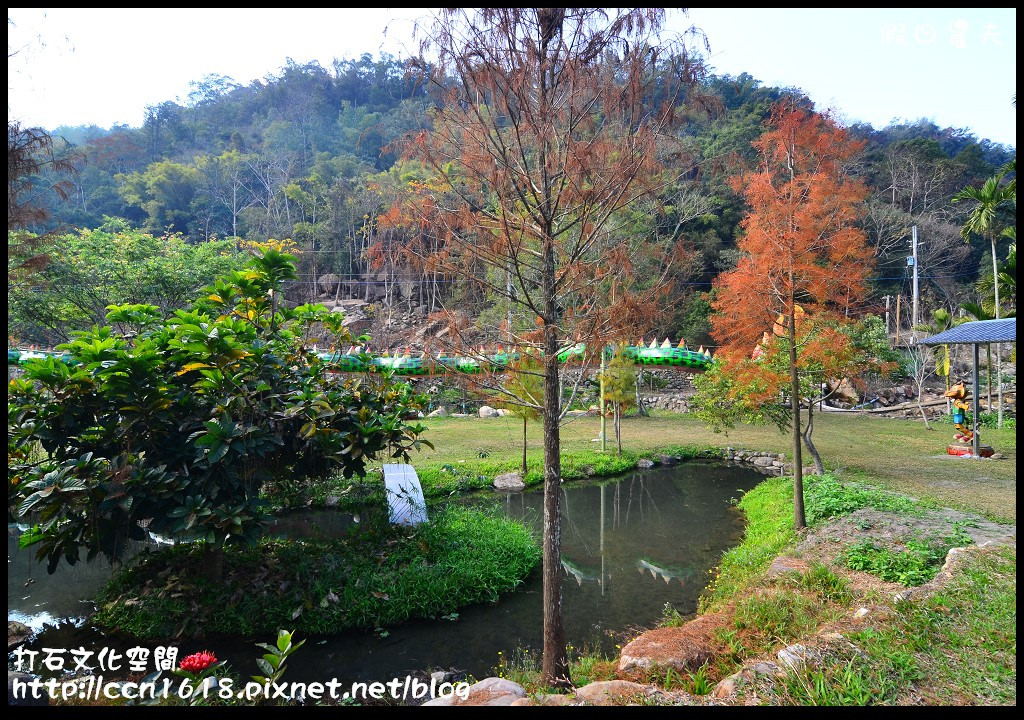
[179,650,218,673]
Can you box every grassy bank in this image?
[414,410,1013,705]
[699,474,920,609]
[401,413,1016,521]
[95,507,539,638]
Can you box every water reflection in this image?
[9,462,761,685]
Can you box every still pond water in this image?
[8,462,761,684]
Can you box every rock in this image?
[537,693,575,706]
[828,377,859,403]
[479,405,499,418]
[9,671,48,706]
[509,698,536,706]
[8,621,31,651]
[581,465,597,477]
[427,407,448,418]
[430,671,448,685]
[991,453,1006,460]
[771,460,784,468]
[766,556,809,578]
[801,466,819,476]
[317,273,341,296]
[712,661,783,701]
[197,677,218,696]
[854,607,870,619]
[658,455,677,466]
[776,644,822,673]
[493,472,525,492]
[712,677,737,699]
[451,413,470,418]
[752,457,775,467]
[636,458,655,469]
[618,613,728,675]
[324,495,341,508]
[574,680,651,705]
[423,677,526,706]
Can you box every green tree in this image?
[496,353,544,475]
[976,238,1016,317]
[8,220,246,345]
[117,160,202,234]
[9,250,429,580]
[598,345,637,454]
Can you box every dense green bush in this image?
[9,249,429,576]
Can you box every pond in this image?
[8,462,762,685]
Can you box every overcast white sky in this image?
[7,8,1017,147]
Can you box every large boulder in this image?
[8,621,31,651]
[574,680,651,705]
[827,377,859,403]
[317,273,341,296]
[493,472,525,492]
[427,407,448,418]
[478,405,499,418]
[422,677,525,706]
[618,612,729,675]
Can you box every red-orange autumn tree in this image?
[711,100,873,529]
[394,9,708,685]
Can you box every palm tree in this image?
[953,162,1015,428]
[977,238,1016,318]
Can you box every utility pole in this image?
[895,294,902,344]
[883,295,891,337]
[911,224,920,333]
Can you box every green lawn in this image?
[405,412,1017,521]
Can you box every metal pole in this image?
[911,225,920,332]
[972,343,980,457]
[884,294,891,337]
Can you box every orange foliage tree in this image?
[711,100,873,529]
[390,9,708,686]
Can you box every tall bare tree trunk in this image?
[788,300,806,529]
[541,233,569,688]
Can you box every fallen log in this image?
[819,388,1016,414]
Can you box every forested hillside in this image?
[9,53,1015,346]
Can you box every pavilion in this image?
[919,317,1016,457]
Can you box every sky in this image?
[7,8,1017,147]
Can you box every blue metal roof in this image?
[919,318,1016,345]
